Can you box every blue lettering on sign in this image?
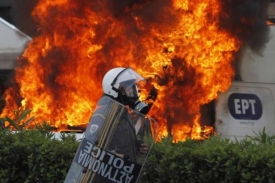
[228,93,263,120]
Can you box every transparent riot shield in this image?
[64,96,158,183]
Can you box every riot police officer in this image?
[86,67,150,158]
[83,67,150,183]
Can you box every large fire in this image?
[2,0,256,142]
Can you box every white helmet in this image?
[102,67,146,98]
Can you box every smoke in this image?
[220,0,270,54]
[10,0,39,37]
[219,0,271,80]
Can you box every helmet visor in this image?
[125,84,139,98]
[117,68,146,98]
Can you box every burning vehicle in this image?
[0,0,275,142]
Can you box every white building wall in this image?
[0,17,31,70]
[240,26,275,83]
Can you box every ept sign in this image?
[228,93,263,120]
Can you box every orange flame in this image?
[267,20,274,25]
[2,0,242,142]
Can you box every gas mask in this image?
[120,83,150,115]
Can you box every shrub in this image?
[0,109,79,183]
[143,134,275,183]
[1,109,275,183]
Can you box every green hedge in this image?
[1,111,275,183]
[0,128,78,183]
[142,134,275,183]
[1,130,275,183]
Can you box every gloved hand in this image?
[137,140,149,155]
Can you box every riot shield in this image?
[64,96,158,183]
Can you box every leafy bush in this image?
[0,109,79,183]
[1,109,275,183]
[0,127,79,183]
[142,133,275,183]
